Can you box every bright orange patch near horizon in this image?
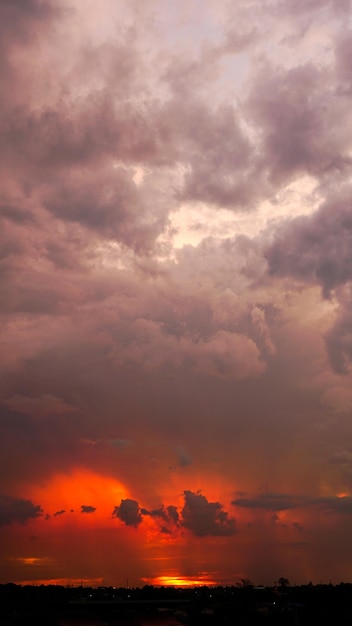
[145,575,218,587]
[30,468,129,527]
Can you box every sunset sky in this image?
[1,0,352,588]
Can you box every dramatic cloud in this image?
[1,0,352,587]
[113,320,265,379]
[0,495,43,526]
[181,490,237,537]
[113,491,239,537]
[232,493,308,512]
[113,499,143,528]
[140,504,180,535]
[247,63,352,186]
[265,187,352,297]
[232,492,352,515]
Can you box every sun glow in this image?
[145,575,218,587]
[30,469,129,526]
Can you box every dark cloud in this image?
[113,499,142,527]
[139,492,237,537]
[166,505,179,525]
[0,0,60,68]
[247,62,352,186]
[112,317,265,380]
[0,494,43,525]
[0,0,61,116]
[0,204,34,224]
[140,505,179,533]
[232,492,352,515]
[265,188,352,297]
[141,507,168,521]
[321,496,352,513]
[81,505,96,514]
[43,167,136,229]
[53,509,66,517]
[263,185,352,373]
[41,166,169,253]
[181,490,237,537]
[171,100,255,209]
[0,98,151,172]
[232,493,308,511]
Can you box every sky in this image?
[1,0,352,588]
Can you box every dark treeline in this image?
[2,581,352,624]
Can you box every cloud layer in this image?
[1,0,352,587]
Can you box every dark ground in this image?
[2,581,352,625]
